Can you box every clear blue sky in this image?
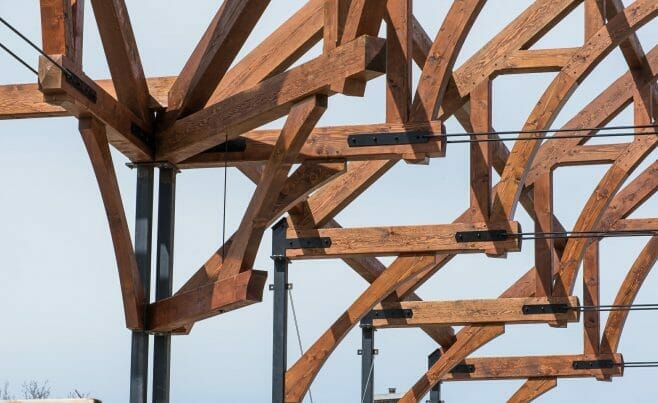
[1,1,657,401]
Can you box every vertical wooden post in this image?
[583,241,600,355]
[40,0,68,55]
[324,0,348,53]
[469,80,493,222]
[584,0,606,39]
[385,0,412,123]
[70,0,85,65]
[534,172,554,297]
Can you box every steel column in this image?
[271,218,289,403]
[360,314,375,403]
[130,166,154,403]
[428,349,442,403]
[153,167,176,403]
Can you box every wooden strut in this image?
[0,0,652,402]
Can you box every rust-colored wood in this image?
[507,378,557,403]
[410,0,486,122]
[157,35,386,163]
[372,297,579,328]
[441,354,623,381]
[177,121,445,168]
[285,221,521,259]
[385,0,412,123]
[167,0,270,119]
[14,2,658,401]
[534,172,554,297]
[78,118,144,329]
[583,241,601,355]
[221,95,328,278]
[39,56,153,161]
[469,80,493,222]
[89,0,152,124]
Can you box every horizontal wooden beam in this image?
[147,270,267,333]
[156,35,387,163]
[372,297,579,328]
[497,48,579,75]
[284,221,521,259]
[38,55,154,162]
[0,77,174,120]
[178,121,445,168]
[441,354,624,381]
[611,218,658,231]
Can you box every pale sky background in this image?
[1,1,657,402]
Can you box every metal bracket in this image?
[522,304,571,314]
[64,70,97,103]
[455,229,509,243]
[572,359,615,370]
[357,349,379,356]
[269,283,293,291]
[203,137,247,153]
[450,364,476,374]
[125,161,180,173]
[347,131,431,147]
[371,308,413,320]
[286,237,332,249]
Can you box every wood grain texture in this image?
[167,0,270,118]
[178,121,445,168]
[410,0,486,122]
[372,297,579,328]
[39,56,153,161]
[385,0,412,123]
[507,378,557,403]
[285,221,521,259]
[157,35,386,163]
[0,77,175,120]
[441,354,623,381]
[89,0,152,123]
[79,118,144,329]
[220,95,327,278]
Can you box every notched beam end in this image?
[147,269,268,333]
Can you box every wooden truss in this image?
[2,0,657,401]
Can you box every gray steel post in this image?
[361,314,375,403]
[271,218,289,403]
[153,167,176,403]
[428,349,442,403]
[130,166,154,403]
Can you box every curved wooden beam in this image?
[491,0,658,222]
[601,236,658,354]
[409,0,486,122]
[79,118,145,329]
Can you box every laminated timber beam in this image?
[177,121,445,168]
[284,221,522,259]
[440,354,624,381]
[38,56,155,162]
[156,35,386,163]
[371,297,580,328]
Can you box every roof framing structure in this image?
[2,0,658,402]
